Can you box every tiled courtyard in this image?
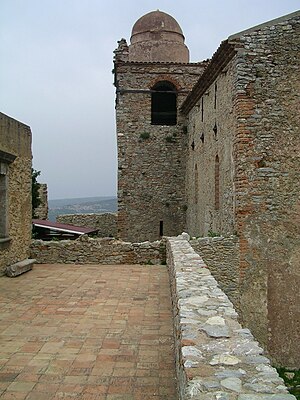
[0,264,177,400]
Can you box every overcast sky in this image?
[0,1,299,199]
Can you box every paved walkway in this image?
[0,264,177,400]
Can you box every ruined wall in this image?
[0,113,32,273]
[115,60,206,242]
[190,236,240,310]
[231,12,300,368]
[34,183,48,220]
[30,237,165,265]
[57,213,117,238]
[185,58,236,237]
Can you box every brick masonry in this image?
[181,11,300,368]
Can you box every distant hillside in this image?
[48,196,117,221]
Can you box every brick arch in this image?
[149,75,181,91]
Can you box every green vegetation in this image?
[166,135,176,143]
[277,368,300,399]
[32,168,41,218]
[140,131,150,140]
[207,230,220,237]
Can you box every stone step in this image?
[5,259,36,277]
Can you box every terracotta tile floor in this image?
[0,264,177,399]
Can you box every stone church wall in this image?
[116,62,206,242]
[231,12,300,368]
[0,113,32,274]
[185,58,236,238]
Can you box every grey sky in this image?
[0,1,299,199]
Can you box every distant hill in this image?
[48,196,117,221]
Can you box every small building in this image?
[0,112,33,274]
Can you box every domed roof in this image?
[129,10,189,63]
[131,10,184,39]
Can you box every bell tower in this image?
[114,10,206,242]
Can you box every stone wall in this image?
[115,55,207,242]
[0,113,32,274]
[230,12,300,368]
[190,236,240,310]
[57,213,117,238]
[167,235,295,400]
[183,11,300,368]
[185,57,236,238]
[30,236,165,265]
[34,183,48,219]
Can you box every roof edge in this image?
[181,41,236,115]
[229,10,300,40]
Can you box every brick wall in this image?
[231,12,300,367]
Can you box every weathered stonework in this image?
[167,235,296,400]
[190,236,240,310]
[30,236,165,265]
[0,113,32,275]
[34,183,48,219]
[114,12,208,243]
[181,11,300,368]
[57,213,117,238]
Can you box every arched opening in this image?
[151,81,177,125]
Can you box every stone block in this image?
[5,258,36,277]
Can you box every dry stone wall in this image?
[30,236,165,265]
[190,236,240,310]
[57,213,117,238]
[0,113,32,274]
[167,234,295,400]
[115,60,207,242]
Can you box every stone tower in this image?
[114,10,207,242]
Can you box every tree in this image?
[32,168,41,218]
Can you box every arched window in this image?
[215,155,220,210]
[151,81,177,125]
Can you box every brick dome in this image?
[129,10,189,63]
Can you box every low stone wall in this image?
[190,236,240,310]
[57,213,117,238]
[166,234,295,400]
[30,236,165,265]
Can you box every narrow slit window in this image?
[201,97,204,122]
[214,83,217,109]
[215,155,220,210]
[0,171,8,238]
[159,220,164,237]
[151,82,177,126]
